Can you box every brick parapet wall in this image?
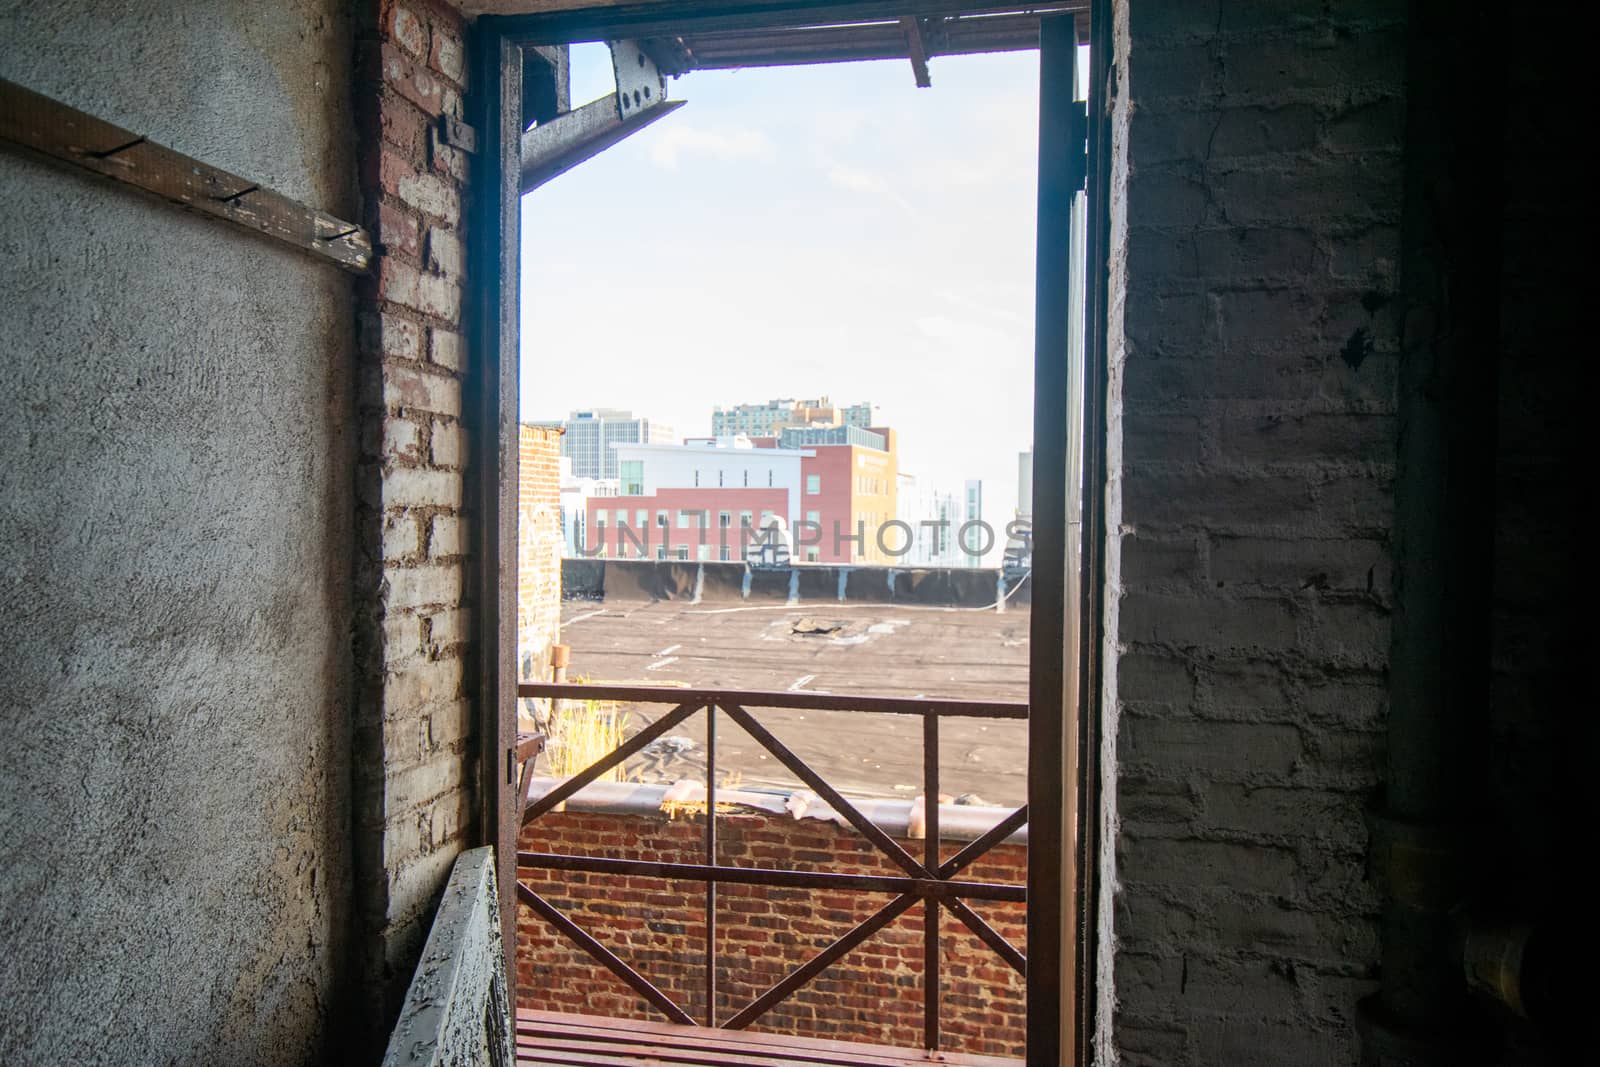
[351,0,477,1040]
[515,809,1026,1058]
[1110,2,1406,1062]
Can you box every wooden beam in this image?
[0,77,371,273]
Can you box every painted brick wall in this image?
[1109,2,1406,1063]
[516,810,1027,1058]
[352,0,476,1041]
[519,425,565,685]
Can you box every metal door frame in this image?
[464,6,1114,1062]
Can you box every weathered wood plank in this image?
[0,77,372,273]
[516,1009,1023,1067]
[384,848,517,1067]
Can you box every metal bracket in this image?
[518,40,683,194]
[901,17,932,88]
[437,115,477,155]
[610,39,668,120]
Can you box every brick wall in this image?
[1109,2,1406,1062]
[352,0,476,1041]
[516,810,1026,1058]
[519,425,565,685]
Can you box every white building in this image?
[608,437,812,561]
[963,478,986,567]
[896,472,963,567]
[1016,450,1034,522]
[557,456,618,557]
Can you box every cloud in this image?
[824,163,890,195]
[647,125,777,169]
[822,162,920,218]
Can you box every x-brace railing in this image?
[514,682,1028,1052]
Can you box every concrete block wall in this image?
[516,809,1026,1057]
[1109,3,1406,1062]
[519,426,565,687]
[351,0,478,1040]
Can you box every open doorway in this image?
[523,40,1041,806]
[469,8,1102,1066]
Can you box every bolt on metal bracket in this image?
[610,40,668,120]
[518,40,683,194]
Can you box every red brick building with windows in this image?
[583,486,789,561]
[622,430,899,564]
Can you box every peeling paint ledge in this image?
[522,776,1028,845]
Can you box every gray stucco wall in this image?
[0,2,359,1063]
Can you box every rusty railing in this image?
[513,682,1028,1052]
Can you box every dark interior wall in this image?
[1108,1,1584,1063]
[1482,15,1582,1061]
[0,2,359,1063]
[1108,1,1406,1062]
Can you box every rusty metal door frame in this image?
[466,23,525,988]
[466,6,1113,1063]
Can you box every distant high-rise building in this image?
[963,479,985,567]
[897,473,962,566]
[547,408,675,480]
[840,402,874,428]
[711,396,875,438]
[1007,451,1034,569]
[1016,450,1034,522]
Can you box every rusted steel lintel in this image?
[654,12,1051,74]
[517,681,1028,718]
[0,77,372,273]
[516,882,695,1025]
[516,852,1026,903]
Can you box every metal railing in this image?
[514,682,1028,1052]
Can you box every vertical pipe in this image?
[705,703,717,1026]
[924,710,940,1051]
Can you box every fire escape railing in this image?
[514,682,1028,1052]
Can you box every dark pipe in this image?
[1358,0,1503,1062]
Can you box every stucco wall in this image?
[0,1,360,1063]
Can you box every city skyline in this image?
[519,44,1040,528]
[534,398,1003,562]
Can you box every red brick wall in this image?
[519,426,564,684]
[586,487,789,560]
[515,809,1027,1058]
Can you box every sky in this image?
[519,44,1043,525]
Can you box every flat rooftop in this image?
[553,596,1030,806]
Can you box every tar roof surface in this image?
[551,598,1030,806]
